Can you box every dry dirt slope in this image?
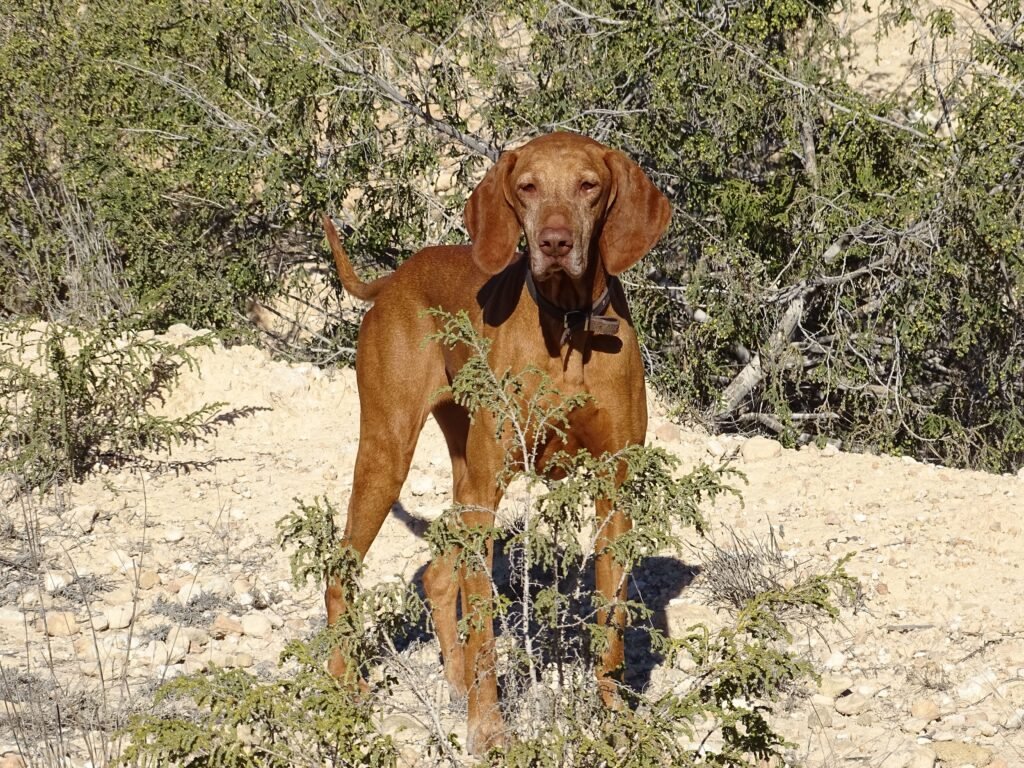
[2,325,1024,768]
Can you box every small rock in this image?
[902,717,927,734]
[408,472,434,497]
[240,613,273,639]
[40,611,79,637]
[163,527,185,543]
[931,741,990,766]
[875,582,890,595]
[68,505,98,534]
[911,698,940,722]
[988,757,1010,768]
[0,608,24,627]
[808,704,833,728]
[177,581,203,607]
[878,751,913,768]
[0,752,28,768]
[1002,709,1024,730]
[234,651,254,668]
[414,504,445,522]
[210,613,243,638]
[201,575,233,598]
[185,628,210,652]
[706,438,727,458]
[834,693,870,716]
[137,569,161,590]
[818,675,853,698]
[822,650,847,671]
[90,613,110,632]
[164,632,191,664]
[43,571,73,593]
[907,746,936,768]
[107,549,138,573]
[105,604,135,630]
[957,669,998,705]
[654,422,680,443]
[740,436,782,462]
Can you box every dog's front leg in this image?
[594,497,632,708]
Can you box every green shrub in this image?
[0,320,221,493]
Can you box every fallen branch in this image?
[716,296,803,418]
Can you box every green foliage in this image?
[278,495,358,589]
[120,651,398,768]
[485,556,857,767]
[0,320,221,493]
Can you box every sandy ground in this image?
[1,324,1023,767]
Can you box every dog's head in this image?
[464,133,671,281]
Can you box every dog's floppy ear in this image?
[598,150,672,275]
[464,151,521,275]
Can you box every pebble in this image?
[957,669,998,705]
[137,569,161,590]
[911,698,940,722]
[931,741,990,766]
[823,650,847,671]
[210,614,244,638]
[43,570,73,592]
[104,604,135,630]
[907,747,936,768]
[818,675,853,697]
[202,575,234,598]
[706,438,727,457]
[0,752,27,768]
[654,422,680,443]
[408,472,435,497]
[808,704,833,728]
[902,717,927,733]
[107,549,138,573]
[240,613,273,639]
[177,582,203,607]
[40,611,79,637]
[163,527,185,543]
[834,693,870,716]
[741,436,782,462]
[68,504,98,533]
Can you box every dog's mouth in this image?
[529,249,587,282]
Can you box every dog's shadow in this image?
[390,502,700,696]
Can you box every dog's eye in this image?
[580,180,598,192]
[519,183,536,194]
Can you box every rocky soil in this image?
[1,325,1022,768]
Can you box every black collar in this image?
[525,271,620,346]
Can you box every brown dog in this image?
[322,132,671,753]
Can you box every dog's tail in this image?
[321,213,390,302]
